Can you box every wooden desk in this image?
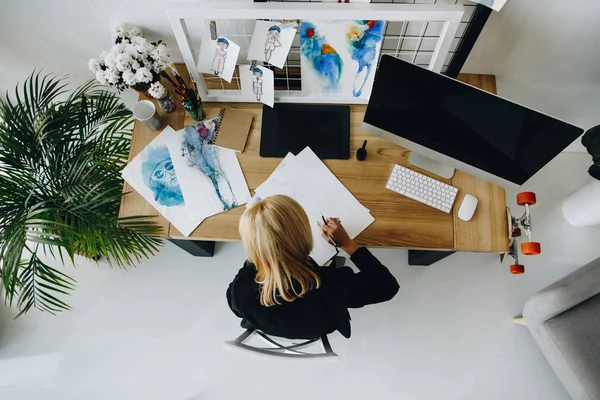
[119,74,509,259]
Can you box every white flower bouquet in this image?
[88,25,171,92]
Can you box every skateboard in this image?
[500,192,542,274]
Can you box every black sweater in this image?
[226,247,399,339]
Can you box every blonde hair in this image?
[239,195,321,307]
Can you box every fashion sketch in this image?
[141,146,185,207]
[211,38,229,76]
[181,119,238,211]
[265,25,282,62]
[252,68,264,102]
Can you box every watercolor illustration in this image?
[300,20,384,99]
[198,37,240,83]
[265,25,283,62]
[300,22,344,92]
[141,145,185,207]
[347,20,385,97]
[181,119,238,211]
[122,126,207,237]
[247,21,296,69]
[252,67,264,101]
[211,37,229,76]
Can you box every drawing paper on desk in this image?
[166,118,251,224]
[121,126,206,236]
[255,147,374,265]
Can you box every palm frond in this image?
[0,72,163,317]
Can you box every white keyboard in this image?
[386,164,459,213]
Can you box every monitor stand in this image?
[409,153,456,179]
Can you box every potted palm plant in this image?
[0,73,162,317]
[562,126,600,227]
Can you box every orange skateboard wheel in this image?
[521,242,541,255]
[510,264,525,274]
[517,192,537,206]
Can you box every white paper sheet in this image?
[165,120,251,230]
[240,65,275,108]
[247,21,297,69]
[121,126,206,236]
[197,37,241,83]
[255,148,374,265]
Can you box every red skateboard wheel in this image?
[517,192,537,206]
[521,242,541,255]
[510,264,525,274]
[513,227,522,237]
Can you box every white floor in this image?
[1,153,600,400]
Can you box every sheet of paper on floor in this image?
[255,147,374,265]
[165,119,251,232]
[121,126,206,236]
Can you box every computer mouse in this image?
[458,194,478,221]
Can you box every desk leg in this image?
[408,250,455,266]
[168,239,215,257]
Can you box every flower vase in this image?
[184,101,206,121]
[155,90,176,113]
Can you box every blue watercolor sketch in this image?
[300,22,343,91]
[347,20,384,97]
[141,145,185,207]
[181,119,238,210]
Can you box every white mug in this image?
[133,100,162,131]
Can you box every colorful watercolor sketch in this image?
[141,146,184,207]
[166,117,251,223]
[181,119,237,210]
[265,26,282,62]
[252,68,263,101]
[347,20,385,97]
[198,36,240,83]
[300,22,344,92]
[247,21,296,69]
[211,38,229,76]
[240,65,275,108]
[300,20,384,99]
[121,126,207,237]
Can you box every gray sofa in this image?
[523,257,600,400]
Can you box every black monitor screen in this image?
[364,55,584,185]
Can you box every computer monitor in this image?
[362,55,585,188]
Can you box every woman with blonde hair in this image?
[227,195,399,339]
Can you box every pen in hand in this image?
[318,217,338,248]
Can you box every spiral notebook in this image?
[204,108,253,153]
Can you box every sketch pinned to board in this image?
[197,37,241,83]
[247,21,296,69]
[165,117,251,225]
[121,126,206,236]
[300,20,384,98]
[467,0,507,11]
[240,65,275,108]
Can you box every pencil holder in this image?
[184,101,206,121]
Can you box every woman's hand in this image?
[320,218,360,256]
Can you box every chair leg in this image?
[512,317,527,326]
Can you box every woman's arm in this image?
[321,219,400,308]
